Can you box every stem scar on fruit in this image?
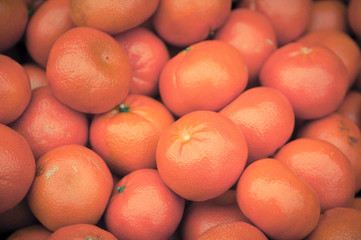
[117,185,125,193]
[119,104,130,113]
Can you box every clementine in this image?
[6,224,52,240]
[196,221,268,240]
[305,207,361,240]
[46,26,132,114]
[0,54,31,125]
[259,41,349,119]
[105,168,185,240]
[113,27,170,97]
[90,94,174,176]
[11,86,89,160]
[275,137,355,212]
[298,112,361,193]
[152,0,232,47]
[0,0,28,52]
[219,86,295,164]
[70,0,159,35]
[239,0,312,46]
[27,144,113,231]
[156,110,248,201]
[159,40,248,117]
[0,124,35,214]
[236,158,320,240]
[214,8,277,86]
[48,224,117,240]
[181,190,250,240]
[25,0,75,68]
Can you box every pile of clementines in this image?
[1,0,361,239]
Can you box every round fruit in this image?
[46,26,132,114]
[0,54,31,124]
[259,41,348,119]
[236,158,320,240]
[156,110,248,201]
[11,86,89,160]
[159,40,248,117]
[90,94,174,176]
[48,224,117,240]
[27,144,113,231]
[105,168,185,240]
[0,124,35,214]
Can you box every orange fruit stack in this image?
[1,0,361,239]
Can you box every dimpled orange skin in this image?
[239,0,312,46]
[70,0,159,35]
[113,27,170,97]
[214,8,277,85]
[337,90,361,130]
[219,86,295,164]
[46,26,132,114]
[0,54,31,125]
[48,224,117,240]
[305,207,361,240]
[275,138,355,212]
[6,224,52,240]
[259,41,348,120]
[298,113,361,193]
[181,190,251,240]
[152,0,232,47]
[298,30,361,88]
[236,158,321,240]
[156,110,248,202]
[90,94,174,176]
[27,144,113,231]
[0,124,35,214]
[105,168,185,240]
[196,221,268,240]
[10,86,89,160]
[25,0,75,68]
[159,40,248,117]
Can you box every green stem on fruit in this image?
[119,104,130,113]
[117,185,125,194]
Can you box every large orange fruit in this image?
[90,94,174,176]
[11,86,89,160]
[236,158,320,240]
[275,137,355,212]
[156,110,248,201]
[104,168,185,240]
[152,0,232,47]
[0,54,31,125]
[348,0,361,41]
[259,41,348,119]
[219,86,294,164]
[46,26,132,114]
[27,144,113,231]
[159,40,248,117]
[0,124,35,214]
[70,0,159,35]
